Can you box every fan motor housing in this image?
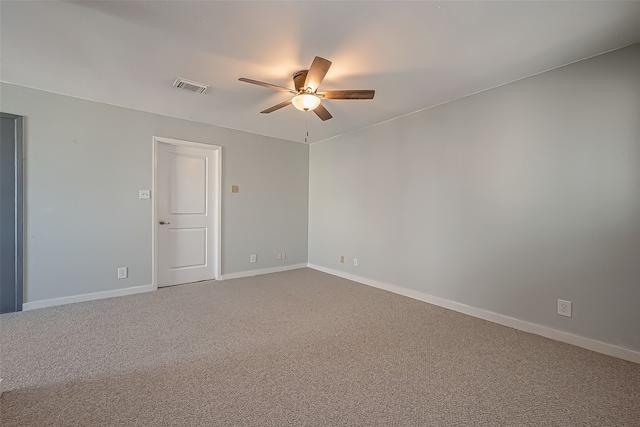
[293,70,309,92]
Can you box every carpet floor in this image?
[1,268,639,426]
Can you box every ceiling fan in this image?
[239,56,375,121]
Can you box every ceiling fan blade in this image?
[304,56,332,92]
[260,99,292,114]
[239,78,296,93]
[313,102,333,121]
[319,90,375,100]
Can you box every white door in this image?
[155,140,220,287]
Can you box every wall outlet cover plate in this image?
[557,299,572,317]
[117,267,128,279]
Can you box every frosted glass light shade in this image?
[291,94,321,111]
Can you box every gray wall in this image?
[309,44,640,352]
[0,83,309,303]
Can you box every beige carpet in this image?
[1,268,639,426]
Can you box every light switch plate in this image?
[231,185,239,193]
[139,190,151,199]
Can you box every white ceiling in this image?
[2,1,640,144]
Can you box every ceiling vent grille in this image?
[173,78,209,94]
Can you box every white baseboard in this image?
[20,264,304,309]
[222,263,307,280]
[22,284,156,311]
[308,264,640,364]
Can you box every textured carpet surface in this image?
[1,268,639,426]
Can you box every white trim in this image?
[152,138,158,290]
[222,263,307,280]
[308,264,640,364]
[0,378,3,396]
[22,284,155,311]
[152,136,223,288]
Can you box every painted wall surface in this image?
[309,45,640,352]
[0,83,309,303]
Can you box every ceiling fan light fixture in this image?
[292,93,321,111]
[239,56,373,121]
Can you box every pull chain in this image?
[304,110,309,143]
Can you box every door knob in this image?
[159,221,170,225]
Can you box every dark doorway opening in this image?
[1,113,23,313]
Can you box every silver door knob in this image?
[159,221,170,225]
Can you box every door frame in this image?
[0,113,23,313]
[152,136,222,289]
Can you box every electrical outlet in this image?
[138,190,150,199]
[353,258,358,267]
[557,299,572,317]
[117,267,128,279]
[250,254,257,263]
[276,253,282,260]
[340,256,344,263]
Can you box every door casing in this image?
[152,136,222,289]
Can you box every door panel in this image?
[156,141,219,287]
[169,227,207,268]
[170,154,207,214]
